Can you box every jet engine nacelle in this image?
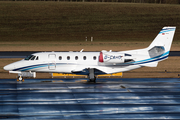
[99,51,133,64]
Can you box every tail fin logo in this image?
[159,28,175,34]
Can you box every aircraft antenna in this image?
[80,49,84,52]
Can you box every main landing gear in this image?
[88,68,96,83]
[17,76,24,82]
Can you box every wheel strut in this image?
[88,68,96,83]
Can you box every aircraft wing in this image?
[71,66,87,72]
[71,65,107,75]
[72,65,127,75]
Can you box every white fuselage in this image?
[4,51,145,75]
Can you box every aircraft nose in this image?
[3,64,13,71]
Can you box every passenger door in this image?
[48,54,56,70]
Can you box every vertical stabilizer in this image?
[139,27,176,67]
[148,27,176,54]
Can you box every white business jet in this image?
[4,27,176,82]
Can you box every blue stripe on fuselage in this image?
[132,51,169,64]
[12,63,74,71]
[13,64,48,71]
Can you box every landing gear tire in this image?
[17,76,24,82]
[89,76,96,83]
[88,68,96,83]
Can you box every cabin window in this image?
[93,56,96,60]
[67,56,70,60]
[83,56,86,60]
[36,56,39,60]
[75,56,78,60]
[59,56,62,60]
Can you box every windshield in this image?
[24,55,39,60]
[24,55,34,60]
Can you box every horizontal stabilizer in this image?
[140,62,158,67]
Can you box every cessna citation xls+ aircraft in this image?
[4,27,176,82]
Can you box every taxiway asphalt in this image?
[0,78,180,119]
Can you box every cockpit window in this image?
[24,55,34,60]
[24,55,39,60]
[31,56,36,60]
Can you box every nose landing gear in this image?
[17,76,24,82]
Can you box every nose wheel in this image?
[17,76,24,82]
